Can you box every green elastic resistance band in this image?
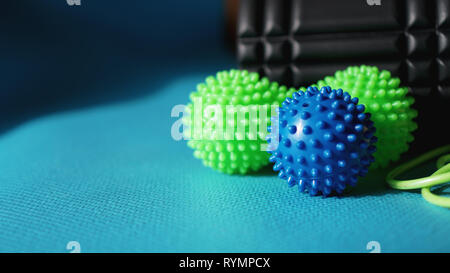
[422,156,450,208]
[386,145,450,208]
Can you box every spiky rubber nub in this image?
[184,69,297,174]
[267,86,378,196]
[317,65,418,168]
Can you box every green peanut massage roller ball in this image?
[317,65,418,168]
[183,69,296,174]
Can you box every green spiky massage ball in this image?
[184,69,296,174]
[317,65,418,168]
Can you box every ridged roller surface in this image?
[237,0,450,98]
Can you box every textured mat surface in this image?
[0,57,449,253]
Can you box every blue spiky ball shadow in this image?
[267,86,378,196]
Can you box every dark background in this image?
[0,0,228,133]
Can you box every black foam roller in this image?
[236,0,449,156]
[237,0,450,98]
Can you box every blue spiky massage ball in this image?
[267,86,378,196]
